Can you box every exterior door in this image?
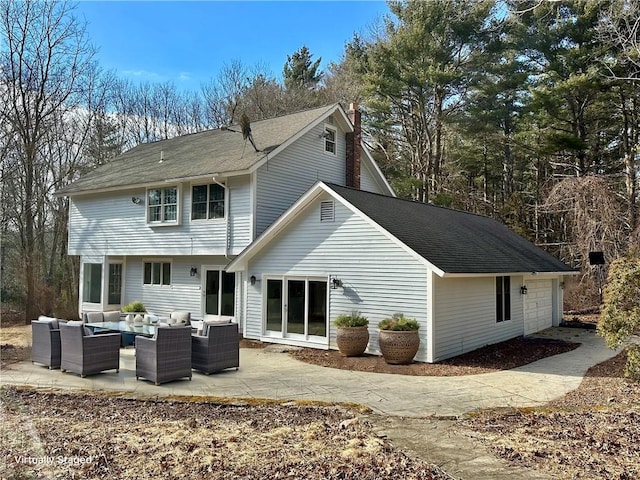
[202,267,235,320]
[264,277,327,340]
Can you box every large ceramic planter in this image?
[378,330,420,365]
[336,326,369,356]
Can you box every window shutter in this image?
[320,201,334,222]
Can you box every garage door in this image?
[524,279,553,335]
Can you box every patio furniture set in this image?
[30,313,240,385]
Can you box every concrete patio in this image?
[0,327,620,417]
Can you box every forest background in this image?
[1,0,638,323]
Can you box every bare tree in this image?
[598,0,640,82]
[0,0,98,322]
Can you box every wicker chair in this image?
[192,322,239,375]
[135,326,192,385]
[31,318,63,369]
[59,323,120,377]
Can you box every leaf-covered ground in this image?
[0,388,451,480]
[459,349,640,479]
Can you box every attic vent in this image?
[320,201,335,222]
[326,116,334,125]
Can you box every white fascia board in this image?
[248,104,348,173]
[225,182,329,272]
[441,271,579,278]
[57,171,252,198]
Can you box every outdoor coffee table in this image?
[85,321,157,346]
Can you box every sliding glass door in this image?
[264,277,327,340]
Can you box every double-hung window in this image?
[324,126,336,154]
[496,276,511,322]
[192,184,225,220]
[147,186,178,224]
[144,261,171,286]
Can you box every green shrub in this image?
[334,311,369,328]
[122,301,146,313]
[597,249,640,381]
[378,313,420,331]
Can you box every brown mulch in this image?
[290,336,580,376]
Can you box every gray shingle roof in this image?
[57,104,340,195]
[326,184,574,274]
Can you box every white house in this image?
[58,103,576,362]
[226,182,576,362]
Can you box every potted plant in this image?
[335,311,369,356]
[122,301,147,323]
[377,313,420,365]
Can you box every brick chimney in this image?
[345,102,361,189]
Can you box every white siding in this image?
[68,176,252,257]
[432,276,524,362]
[122,255,234,320]
[524,279,553,335]
[360,157,389,194]
[255,117,348,235]
[244,193,430,361]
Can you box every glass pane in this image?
[221,271,235,316]
[192,185,208,202]
[287,280,305,335]
[152,263,161,285]
[307,281,327,337]
[496,277,503,322]
[192,185,207,220]
[162,263,171,285]
[108,264,122,304]
[209,200,224,219]
[144,262,152,284]
[83,264,102,304]
[148,189,161,205]
[164,187,177,204]
[504,276,511,321]
[210,184,224,200]
[205,270,220,315]
[148,206,161,222]
[164,204,177,221]
[266,279,282,332]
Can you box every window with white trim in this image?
[83,263,102,303]
[191,183,225,220]
[107,263,122,305]
[496,276,511,322]
[144,261,171,285]
[324,126,336,154]
[147,186,178,224]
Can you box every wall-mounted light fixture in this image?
[520,285,528,295]
[190,267,198,277]
[330,277,343,290]
[131,196,142,205]
[250,275,258,286]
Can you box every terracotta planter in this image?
[378,329,420,365]
[336,326,370,356]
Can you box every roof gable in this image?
[326,184,575,275]
[57,104,342,196]
[228,182,575,275]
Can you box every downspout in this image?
[212,177,230,259]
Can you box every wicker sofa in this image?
[135,326,192,385]
[59,322,121,377]
[191,322,239,375]
[31,317,64,369]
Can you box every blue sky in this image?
[75,1,390,92]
